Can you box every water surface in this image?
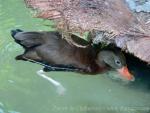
[0,0,150,113]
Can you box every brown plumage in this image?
[11,29,134,81]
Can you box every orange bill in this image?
[117,66,135,81]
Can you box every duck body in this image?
[11,29,103,73]
[11,29,134,81]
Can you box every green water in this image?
[0,0,150,113]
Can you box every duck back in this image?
[11,30,98,72]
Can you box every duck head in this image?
[97,50,134,81]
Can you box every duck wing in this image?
[11,29,44,49]
[11,29,87,73]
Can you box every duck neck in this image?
[96,51,107,67]
[87,53,107,73]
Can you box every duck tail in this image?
[10,29,43,49]
[11,29,23,38]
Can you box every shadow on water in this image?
[125,53,150,91]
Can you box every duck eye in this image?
[115,60,121,66]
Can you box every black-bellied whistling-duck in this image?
[11,29,134,81]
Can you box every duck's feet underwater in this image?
[37,69,66,95]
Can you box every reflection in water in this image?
[0,0,150,113]
[37,70,66,95]
[0,108,4,113]
[0,102,20,113]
